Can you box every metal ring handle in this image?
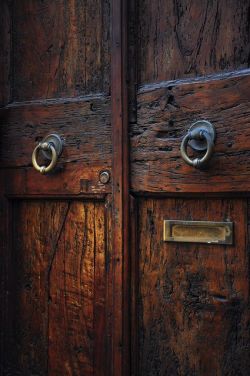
[180,129,214,169]
[32,142,58,174]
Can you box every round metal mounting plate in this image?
[188,120,216,151]
[41,134,64,160]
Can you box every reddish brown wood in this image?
[137,198,250,375]
[105,194,113,374]
[111,0,130,374]
[0,96,112,195]
[4,200,107,375]
[0,1,11,106]
[48,201,106,375]
[0,194,10,375]
[137,0,250,84]
[130,196,139,376]
[0,96,111,168]
[131,72,250,193]
[129,1,250,375]
[93,203,107,376]
[9,201,69,374]
[12,0,110,101]
[1,1,114,375]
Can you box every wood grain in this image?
[4,200,106,375]
[111,0,130,374]
[0,0,11,106]
[0,96,111,168]
[12,0,110,101]
[137,198,250,376]
[131,73,250,193]
[137,0,250,84]
[0,95,111,195]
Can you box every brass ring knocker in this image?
[180,120,216,169]
[32,134,63,174]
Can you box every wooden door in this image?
[2,1,250,376]
[0,1,129,375]
[129,1,250,375]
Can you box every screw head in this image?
[99,170,110,184]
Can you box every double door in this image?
[1,1,250,375]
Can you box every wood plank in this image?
[0,96,111,168]
[137,0,250,84]
[138,198,250,376]
[0,0,11,106]
[12,0,110,101]
[3,200,107,375]
[0,95,112,195]
[131,73,250,193]
[48,202,100,375]
[93,202,106,376]
[6,201,69,375]
[111,0,130,374]
[0,195,10,375]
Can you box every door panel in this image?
[12,0,110,101]
[131,72,250,192]
[131,0,250,194]
[137,198,249,375]
[0,1,112,375]
[6,200,106,375]
[137,0,250,84]
[1,96,111,195]
[129,1,250,375]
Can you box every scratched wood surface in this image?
[12,0,110,101]
[0,0,111,196]
[137,0,250,84]
[130,72,250,193]
[137,198,250,376]
[0,1,113,374]
[0,1,10,106]
[4,200,106,375]
[0,96,111,195]
[130,1,250,376]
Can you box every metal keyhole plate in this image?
[188,120,216,152]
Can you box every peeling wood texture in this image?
[138,198,250,376]
[4,200,106,375]
[137,0,250,84]
[131,72,250,193]
[12,0,110,101]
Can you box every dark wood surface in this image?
[0,96,111,168]
[0,1,114,375]
[111,0,130,374]
[1,0,250,375]
[0,95,111,195]
[0,1,10,106]
[137,198,250,376]
[12,0,110,101]
[130,1,250,375]
[5,200,106,375]
[131,71,250,193]
[137,0,250,84]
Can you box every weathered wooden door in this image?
[1,1,250,376]
[129,1,250,375]
[0,1,128,375]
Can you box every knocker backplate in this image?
[188,120,216,151]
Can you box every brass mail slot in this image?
[163,220,233,244]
